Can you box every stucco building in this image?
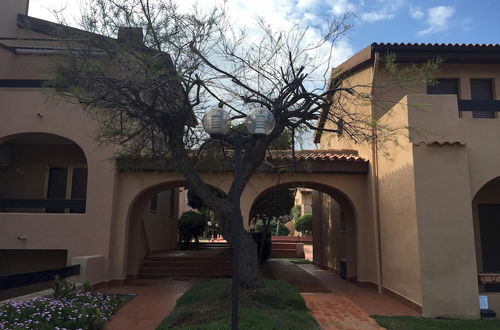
[314,42,500,318]
[0,0,499,320]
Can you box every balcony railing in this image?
[0,265,80,291]
[458,100,500,112]
[0,199,85,213]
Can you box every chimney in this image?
[117,27,144,47]
[1,0,29,36]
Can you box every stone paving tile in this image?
[303,293,385,330]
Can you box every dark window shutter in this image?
[70,168,87,213]
[471,79,494,118]
[46,167,68,213]
[427,79,458,95]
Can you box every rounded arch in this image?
[248,181,358,221]
[248,180,359,280]
[0,132,88,163]
[124,180,227,276]
[0,132,88,213]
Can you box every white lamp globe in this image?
[202,107,231,136]
[246,107,275,135]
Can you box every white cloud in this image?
[360,0,404,23]
[327,0,356,16]
[361,11,394,23]
[418,6,455,36]
[409,4,424,19]
[296,0,317,9]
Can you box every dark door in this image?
[478,204,500,292]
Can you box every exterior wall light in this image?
[202,107,231,136]
[246,107,275,135]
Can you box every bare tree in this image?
[49,0,439,288]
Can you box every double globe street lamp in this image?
[202,106,275,330]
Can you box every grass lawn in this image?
[373,315,500,330]
[156,279,319,329]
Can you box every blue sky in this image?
[29,0,500,66]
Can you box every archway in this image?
[0,132,88,213]
[249,181,358,281]
[124,180,228,277]
[472,176,500,293]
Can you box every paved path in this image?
[102,278,200,330]
[303,293,384,330]
[298,263,418,316]
[101,258,418,330]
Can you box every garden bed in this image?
[0,281,134,329]
[156,278,319,329]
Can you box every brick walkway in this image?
[101,278,200,330]
[298,264,419,316]
[303,293,384,330]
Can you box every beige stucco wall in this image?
[0,91,118,272]
[312,192,356,278]
[374,100,422,306]
[320,59,500,317]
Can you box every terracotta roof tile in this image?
[264,149,367,163]
[414,141,465,147]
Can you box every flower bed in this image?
[0,288,126,329]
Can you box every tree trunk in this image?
[237,224,265,289]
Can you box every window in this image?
[427,79,459,96]
[471,79,495,118]
[46,166,87,213]
[150,195,158,213]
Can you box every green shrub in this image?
[178,210,208,248]
[295,214,313,235]
[255,220,290,236]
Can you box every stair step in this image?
[143,257,230,262]
[271,250,300,258]
[140,265,231,272]
[138,272,231,279]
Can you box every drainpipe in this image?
[371,51,383,294]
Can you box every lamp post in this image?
[202,106,275,330]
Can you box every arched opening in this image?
[249,181,358,281]
[0,133,88,213]
[125,181,228,277]
[472,177,500,293]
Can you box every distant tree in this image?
[178,210,208,249]
[295,214,313,236]
[251,189,295,220]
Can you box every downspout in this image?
[371,51,383,294]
